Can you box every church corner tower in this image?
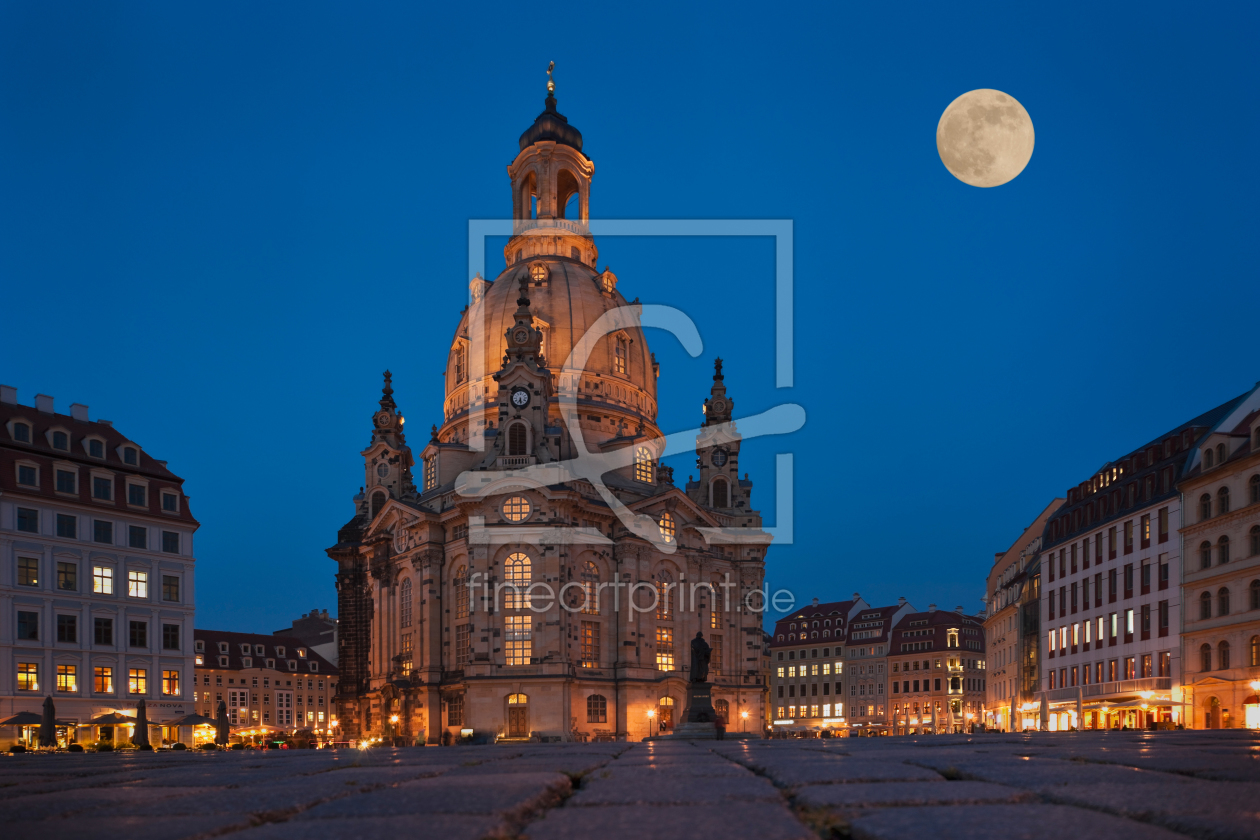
[330,67,770,746]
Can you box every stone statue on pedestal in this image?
[690,632,711,683]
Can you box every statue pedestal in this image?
[658,681,718,740]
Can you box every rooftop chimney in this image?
[0,385,15,405]
[70,403,89,422]
[928,603,937,613]
[898,597,907,606]
[955,605,964,613]
[35,394,54,413]
[853,592,860,601]
[812,598,819,607]
[98,419,112,427]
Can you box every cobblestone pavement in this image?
[2,730,1258,840]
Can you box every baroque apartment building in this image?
[1038,397,1239,730]
[1177,382,1260,730]
[1,387,197,733]
[983,499,1062,730]
[328,81,770,745]
[193,630,338,738]
[888,606,987,734]
[768,596,915,735]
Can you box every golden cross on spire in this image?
[547,61,555,95]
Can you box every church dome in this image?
[442,256,658,430]
[518,95,583,153]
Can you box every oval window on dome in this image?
[503,495,532,523]
[530,263,549,283]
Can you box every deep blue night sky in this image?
[2,2,1256,632]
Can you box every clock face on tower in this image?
[711,448,728,467]
[375,411,392,428]
[510,386,531,409]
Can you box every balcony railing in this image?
[495,455,536,469]
[1045,677,1171,703]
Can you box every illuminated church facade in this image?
[328,79,770,743]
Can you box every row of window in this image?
[12,507,182,552]
[1196,581,1260,618]
[1197,528,1260,568]
[1047,652,1171,689]
[194,640,308,659]
[8,421,141,466]
[1048,604,1168,655]
[14,559,178,600]
[16,612,181,649]
[1048,513,1168,585]
[13,463,179,510]
[1048,559,1168,618]
[1199,637,1260,671]
[776,703,844,719]
[16,663,179,696]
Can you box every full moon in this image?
[936,89,1034,187]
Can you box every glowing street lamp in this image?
[1249,680,1260,692]
[389,715,399,724]
[740,710,749,734]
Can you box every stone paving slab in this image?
[848,803,1191,840]
[794,780,1035,808]
[3,732,1260,839]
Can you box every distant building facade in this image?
[193,629,338,738]
[273,609,337,666]
[982,499,1062,730]
[1177,383,1260,730]
[889,606,987,734]
[1,386,197,739]
[1038,397,1240,729]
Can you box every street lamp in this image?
[1249,680,1260,692]
[740,710,749,734]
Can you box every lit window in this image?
[505,615,532,665]
[17,663,39,691]
[530,262,548,283]
[504,553,531,609]
[57,665,77,693]
[581,561,600,615]
[17,557,38,586]
[503,495,531,522]
[455,565,469,619]
[587,693,607,723]
[634,447,653,482]
[658,512,675,543]
[581,620,600,668]
[128,570,148,599]
[656,625,675,671]
[129,668,147,695]
[94,667,113,693]
[93,566,114,594]
[614,336,628,375]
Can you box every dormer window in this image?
[266,658,275,669]
[239,643,250,655]
[13,422,31,443]
[195,640,205,653]
[309,662,319,672]
[614,335,628,375]
[288,660,297,671]
[161,492,179,512]
[297,648,307,658]
[218,642,228,654]
[218,655,228,667]
[276,646,286,657]
[52,431,69,450]
[241,657,252,668]
[88,439,104,458]
[123,447,138,465]
[255,644,265,656]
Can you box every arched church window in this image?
[424,456,437,491]
[656,569,674,620]
[508,422,528,456]
[530,262,549,283]
[658,512,676,544]
[370,491,386,519]
[504,553,531,610]
[503,495,532,523]
[455,565,469,620]
[454,346,466,383]
[712,477,729,508]
[400,578,412,628]
[634,447,653,482]
[587,693,607,723]
[581,561,600,615]
[614,335,628,375]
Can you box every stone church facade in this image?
[328,81,769,744]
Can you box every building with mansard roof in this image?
[1037,392,1245,730]
[887,605,986,734]
[327,78,770,744]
